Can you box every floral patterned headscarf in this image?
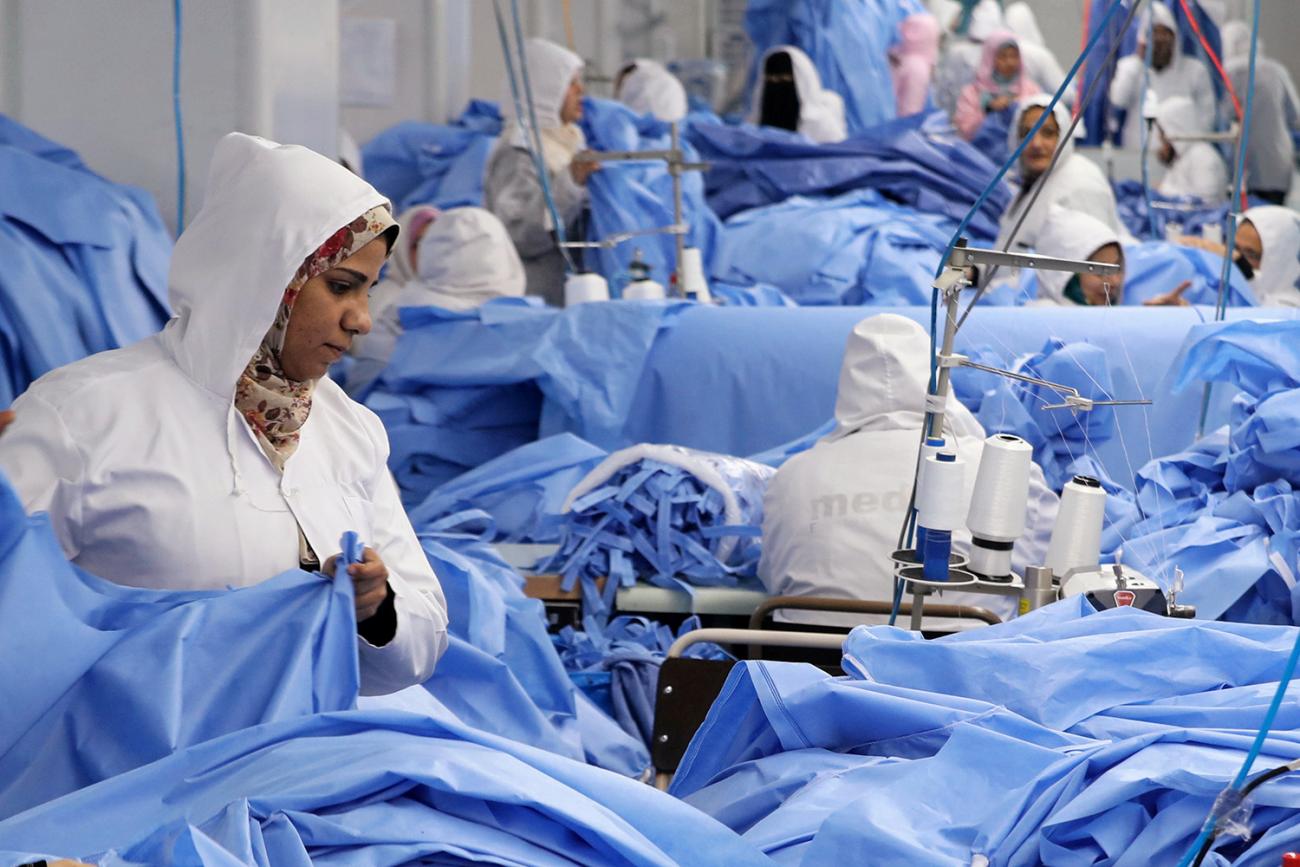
[235,206,397,473]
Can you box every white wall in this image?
[0,0,339,235]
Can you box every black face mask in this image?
[1234,251,1256,281]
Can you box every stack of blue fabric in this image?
[0,472,772,864]
[672,600,1300,864]
[686,112,1010,239]
[1101,320,1300,625]
[0,116,171,405]
[545,445,774,618]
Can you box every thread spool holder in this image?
[564,121,709,297]
[892,547,1025,630]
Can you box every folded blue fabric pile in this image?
[554,614,732,748]
[1097,320,1300,623]
[0,115,171,404]
[1114,179,1233,242]
[547,445,774,618]
[710,188,959,305]
[360,99,501,212]
[686,111,1010,239]
[672,600,1300,865]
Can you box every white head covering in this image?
[1220,20,1255,64]
[1003,2,1046,47]
[1033,206,1123,305]
[1008,93,1074,170]
[823,314,984,444]
[388,205,439,285]
[967,0,1007,42]
[1243,206,1300,307]
[748,45,848,144]
[500,37,587,173]
[411,207,526,311]
[618,58,688,122]
[1144,3,1183,63]
[1155,94,1208,154]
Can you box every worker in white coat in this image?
[1221,21,1300,204]
[347,207,526,395]
[484,37,597,308]
[1177,205,1300,306]
[1108,3,1215,149]
[748,45,848,144]
[997,94,1123,252]
[760,314,1058,628]
[1154,95,1229,203]
[615,58,689,122]
[1030,207,1126,306]
[0,133,449,696]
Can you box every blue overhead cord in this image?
[491,0,574,272]
[171,0,186,237]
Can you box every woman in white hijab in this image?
[997,94,1123,252]
[1176,205,1300,306]
[1029,206,1126,306]
[1220,21,1300,203]
[615,58,688,122]
[1108,3,1215,148]
[1153,95,1229,204]
[0,133,449,696]
[748,45,848,144]
[347,207,526,395]
[484,37,597,308]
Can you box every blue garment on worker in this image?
[671,602,1300,865]
[744,0,903,133]
[412,513,650,777]
[580,99,722,294]
[0,472,359,822]
[686,111,1010,239]
[0,115,171,405]
[710,189,958,306]
[409,433,608,542]
[360,101,501,212]
[0,708,771,867]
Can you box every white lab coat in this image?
[0,133,449,697]
[1108,3,1216,148]
[1244,205,1300,307]
[1221,22,1300,195]
[348,207,526,395]
[998,95,1124,252]
[483,38,588,308]
[1031,206,1123,306]
[1154,95,1230,203]
[759,314,1059,629]
[618,58,689,122]
[748,45,848,144]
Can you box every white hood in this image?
[410,207,526,310]
[749,45,848,144]
[1008,94,1075,168]
[824,314,985,443]
[1244,206,1300,307]
[502,37,584,131]
[1155,94,1206,153]
[1004,2,1045,46]
[1034,206,1123,304]
[388,205,439,286]
[1220,20,1255,65]
[1146,3,1183,63]
[161,133,389,401]
[619,58,688,122]
[968,0,1006,41]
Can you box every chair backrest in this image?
[651,657,738,775]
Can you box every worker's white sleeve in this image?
[356,459,450,697]
[486,148,586,259]
[1011,461,1059,576]
[1108,56,1144,114]
[0,391,83,560]
[1187,148,1230,202]
[1190,62,1216,127]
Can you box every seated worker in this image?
[1154,96,1229,204]
[1108,3,1214,148]
[0,133,449,696]
[890,11,941,117]
[347,207,526,395]
[998,94,1123,252]
[1180,205,1300,307]
[954,31,1041,141]
[759,314,1059,627]
[484,37,598,308]
[1029,207,1126,306]
[1221,21,1300,204]
[748,45,848,144]
[615,58,688,122]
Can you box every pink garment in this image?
[953,30,1041,140]
[891,13,941,117]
